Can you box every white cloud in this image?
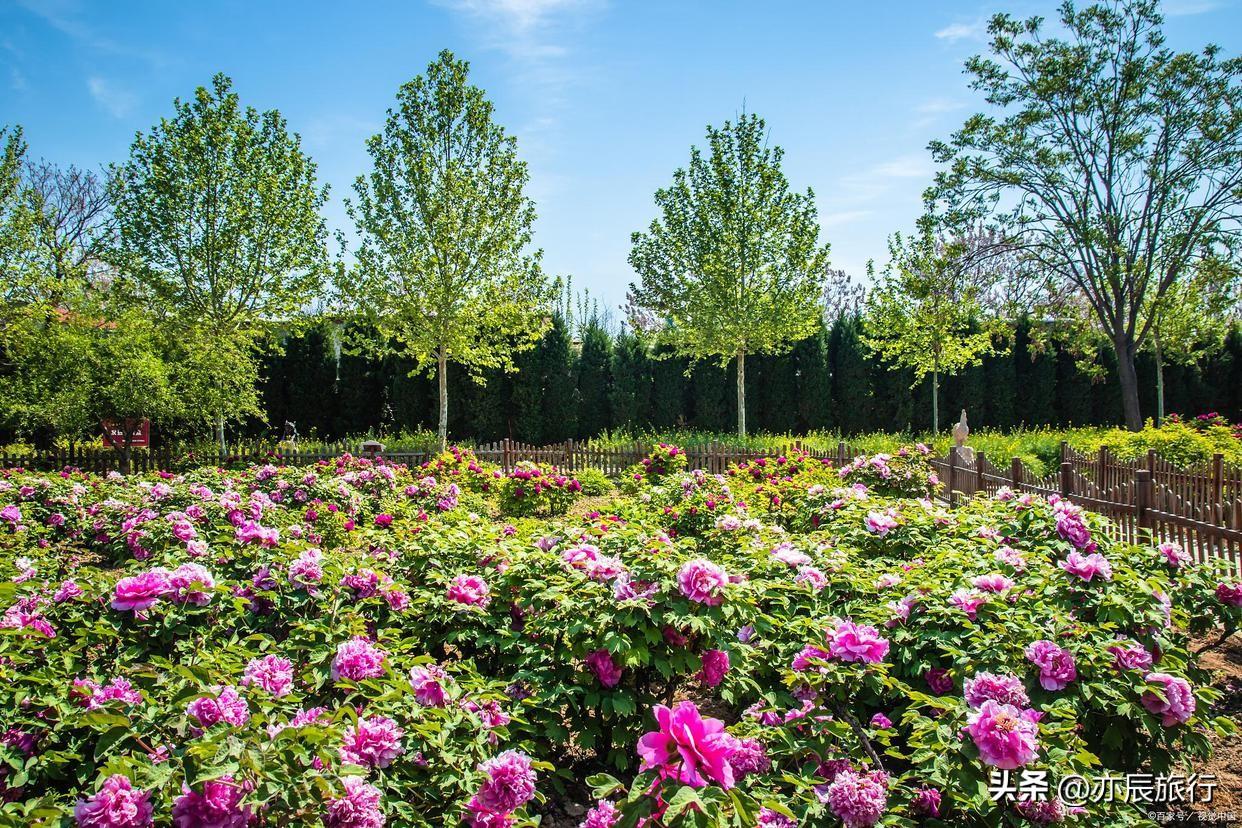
[871,154,934,179]
[934,18,986,42]
[820,209,873,227]
[87,76,137,118]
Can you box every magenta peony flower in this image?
[636,701,735,789]
[340,715,405,769]
[111,569,172,614]
[1024,640,1077,691]
[912,786,942,817]
[409,664,451,706]
[824,769,888,828]
[1158,541,1190,568]
[373,514,393,528]
[187,686,250,729]
[725,737,770,778]
[447,574,491,608]
[323,776,385,828]
[470,750,537,817]
[677,559,728,606]
[825,619,889,664]
[74,774,154,827]
[965,700,1040,769]
[580,799,619,828]
[924,668,953,695]
[171,775,251,828]
[1054,506,1093,549]
[698,649,730,688]
[1141,672,1195,726]
[869,712,892,729]
[964,672,1030,709]
[585,649,623,688]
[757,808,797,828]
[792,645,830,672]
[242,655,294,697]
[54,580,84,602]
[331,638,386,682]
[1058,550,1112,582]
[1216,583,1242,607]
[169,563,215,606]
[1107,641,1154,672]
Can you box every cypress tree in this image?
[576,319,613,438]
[610,330,650,432]
[648,343,688,430]
[829,315,873,435]
[794,319,832,432]
[983,346,1017,430]
[688,361,732,431]
[509,335,544,443]
[1013,318,1057,427]
[758,350,799,434]
[540,314,579,442]
[1054,349,1094,427]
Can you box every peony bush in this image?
[0,446,1237,826]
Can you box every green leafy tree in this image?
[110,74,329,451]
[864,217,999,433]
[1143,256,1240,422]
[0,126,40,332]
[931,0,1242,429]
[628,112,830,437]
[347,50,552,451]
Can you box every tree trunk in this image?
[1115,338,1143,431]
[215,414,226,457]
[735,349,747,438]
[437,349,449,452]
[932,368,940,434]
[1154,333,1165,425]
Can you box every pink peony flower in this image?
[757,808,797,828]
[912,786,942,817]
[409,664,451,706]
[1107,641,1154,672]
[340,715,405,769]
[924,668,953,695]
[187,686,250,729]
[949,589,987,620]
[965,700,1040,769]
[869,713,892,729]
[470,750,537,817]
[1024,640,1077,691]
[1158,541,1190,568]
[171,775,251,828]
[585,649,623,688]
[972,573,1014,593]
[1058,550,1112,582]
[677,559,728,606]
[331,638,387,682]
[447,574,491,608]
[1216,583,1242,607]
[54,579,84,602]
[825,619,890,664]
[111,569,172,614]
[169,563,215,606]
[824,769,888,828]
[1141,672,1195,726]
[864,510,898,536]
[636,701,735,789]
[795,565,828,592]
[964,672,1030,709]
[241,655,294,697]
[580,800,619,828]
[74,774,154,827]
[323,776,385,828]
[698,649,730,688]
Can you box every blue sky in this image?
[2,0,1238,314]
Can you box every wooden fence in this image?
[2,438,1237,573]
[930,442,1242,574]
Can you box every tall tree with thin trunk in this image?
[347,50,552,451]
[930,0,1242,430]
[628,112,830,437]
[110,74,329,453]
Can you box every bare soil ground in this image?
[1186,633,1242,819]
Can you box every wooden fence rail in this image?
[931,441,1242,575]
[2,438,1237,573]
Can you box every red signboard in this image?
[101,419,150,449]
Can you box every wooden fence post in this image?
[1059,461,1074,499]
[1211,453,1224,496]
[1010,456,1022,491]
[501,438,512,473]
[836,441,846,467]
[975,450,986,496]
[565,439,574,472]
[1097,446,1108,490]
[1136,469,1154,536]
[947,446,960,508]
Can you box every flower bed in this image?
[0,448,1238,826]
